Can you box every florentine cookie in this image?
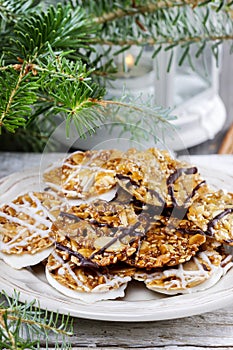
[0,192,61,269]
[116,148,206,208]
[134,249,233,295]
[60,199,139,228]
[188,190,233,244]
[46,251,134,302]
[126,218,206,269]
[52,209,149,267]
[61,149,123,199]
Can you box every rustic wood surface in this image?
[0,151,233,349]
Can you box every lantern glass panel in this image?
[174,45,214,106]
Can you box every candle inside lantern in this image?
[106,47,155,101]
[124,53,134,72]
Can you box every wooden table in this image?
[1,151,233,350]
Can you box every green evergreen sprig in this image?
[0,0,232,151]
[88,0,213,23]
[11,3,98,60]
[92,1,233,67]
[0,291,73,349]
[0,0,37,21]
[35,49,106,137]
[0,2,110,149]
[98,95,176,146]
[0,64,38,133]
[0,51,106,138]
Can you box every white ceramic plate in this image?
[0,166,233,322]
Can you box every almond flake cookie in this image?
[134,248,233,295]
[116,148,206,208]
[61,198,139,228]
[126,218,206,269]
[61,149,123,200]
[188,189,233,244]
[52,209,149,267]
[46,251,135,302]
[0,192,61,269]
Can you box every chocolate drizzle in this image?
[59,211,82,222]
[176,227,205,236]
[56,242,100,269]
[90,219,146,259]
[184,180,206,205]
[59,211,115,229]
[206,208,233,236]
[89,219,115,229]
[166,167,198,206]
[116,173,165,206]
[147,189,165,206]
[116,174,139,188]
[167,167,198,186]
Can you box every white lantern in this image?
[153,46,226,150]
[53,45,226,152]
[106,45,226,151]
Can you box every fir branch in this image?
[93,4,233,64]
[35,48,95,84]
[95,34,233,48]
[35,49,106,137]
[94,5,233,45]
[94,0,211,24]
[6,3,99,61]
[0,44,106,137]
[0,0,37,21]
[0,64,38,133]
[0,291,73,349]
[91,95,176,145]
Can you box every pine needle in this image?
[0,291,73,349]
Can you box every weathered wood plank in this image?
[38,307,233,348]
[59,308,233,348]
[66,348,233,350]
[41,345,232,350]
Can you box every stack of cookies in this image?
[0,148,233,302]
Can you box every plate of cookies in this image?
[0,148,233,321]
